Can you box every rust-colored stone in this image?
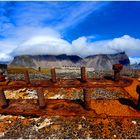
[0,88,8,108]
[83,89,91,110]
[0,77,132,90]
[1,98,140,117]
[0,99,97,117]
[81,66,87,82]
[37,87,46,109]
[24,70,30,84]
[113,64,123,82]
[51,68,57,83]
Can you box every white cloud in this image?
[0,1,110,63]
[107,35,140,56]
[0,53,13,62]
[15,35,72,56]
[129,57,140,65]
[0,26,140,65]
[56,2,105,30]
[0,2,106,35]
[0,27,73,62]
[72,37,115,56]
[72,35,140,57]
[0,2,140,65]
[0,40,17,62]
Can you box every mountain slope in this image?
[10,52,130,70]
[83,52,130,70]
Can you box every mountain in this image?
[83,52,130,70]
[10,52,130,70]
[130,63,140,69]
[10,54,82,68]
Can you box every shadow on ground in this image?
[118,98,140,110]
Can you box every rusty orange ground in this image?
[0,77,139,118]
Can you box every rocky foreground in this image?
[0,115,139,139]
[0,70,140,139]
[0,85,139,138]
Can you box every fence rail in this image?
[0,64,139,116]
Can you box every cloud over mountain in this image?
[0,25,140,64]
[0,2,140,64]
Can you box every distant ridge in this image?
[10,52,130,70]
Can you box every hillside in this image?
[10,52,130,70]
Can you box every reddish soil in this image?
[0,76,140,139]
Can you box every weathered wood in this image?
[51,68,57,83]
[83,89,91,110]
[37,87,46,109]
[0,88,8,108]
[113,64,123,82]
[24,70,30,84]
[81,67,87,82]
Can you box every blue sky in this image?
[0,1,140,64]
